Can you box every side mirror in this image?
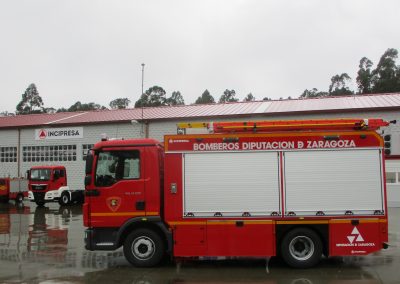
[26,170,30,179]
[85,151,94,175]
[84,175,92,187]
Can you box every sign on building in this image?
[35,127,83,140]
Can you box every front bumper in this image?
[85,228,118,251]
[28,190,60,202]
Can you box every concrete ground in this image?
[0,202,399,284]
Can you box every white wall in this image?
[0,109,399,205]
[386,159,400,207]
[0,129,19,178]
[0,123,142,191]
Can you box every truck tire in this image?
[36,201,45,207]
[59,192,70,206]
[281,227,322,268]
[16,193,24,203]
[123,228,164,267]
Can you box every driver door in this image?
[88,148,145,228]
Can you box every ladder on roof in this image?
[177,118,389,134]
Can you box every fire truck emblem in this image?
[347,227,364,244]
[107,197,121,212]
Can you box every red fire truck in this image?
[27,165,84,206]
[0,178,28,203]
[83,118,390,268]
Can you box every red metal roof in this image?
[1,93,399,129]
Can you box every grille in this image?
[33,192,46,201]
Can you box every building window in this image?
[0,147,17,163]
[386,172,399,184]
[82,144,94,160]
[22,145,77,162]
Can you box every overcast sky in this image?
[0,0,399,112]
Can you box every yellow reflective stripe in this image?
[169,220,274,226]
[91,211,159,217]
[169,221,207,225]
[330,219,385,224]
[277,220,328,225]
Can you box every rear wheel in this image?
[281,227,322,268]
[123,228,164,267]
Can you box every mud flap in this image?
[329,219,384,256]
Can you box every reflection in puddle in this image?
[0,204,399,283]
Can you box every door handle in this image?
[85,189,100,197]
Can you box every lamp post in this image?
[141,63,145,136]
[141,63,145,97]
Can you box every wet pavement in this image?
[0,202,399,284]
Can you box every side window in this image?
[95,150,140,187]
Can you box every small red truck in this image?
[0,178,28,203]
[83,118,390,268]
[27,165,84,206]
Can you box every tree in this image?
[134,86,167,108]
[371,48,400,93]
[356,57,374,94]
[110,98,131,109]
[300,88,328,98]
[219,89,238,103]
[44,107,57,114]
[328,73,354,96]
[66,101,106,112]
[263,97,272,101]
[166,91,185,106]
[16,83,44,114]
[56,107,68,113]
[243,93,256,102]
[0,111,15,117]
[195,90,215,104]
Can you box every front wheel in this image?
[123,229,164,267]
[281,227,323,268]
[16,193,24,203]
[59,192,70,206]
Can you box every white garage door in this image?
[284,149,384,216]
[183,152,281,217]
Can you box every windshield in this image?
[30,169,51,181]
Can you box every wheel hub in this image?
[132,237,155,260]
[289,236,314,261]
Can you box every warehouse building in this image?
[1,93,399,205]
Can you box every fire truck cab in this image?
[84,118,390,268]
[28,165,84,206]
